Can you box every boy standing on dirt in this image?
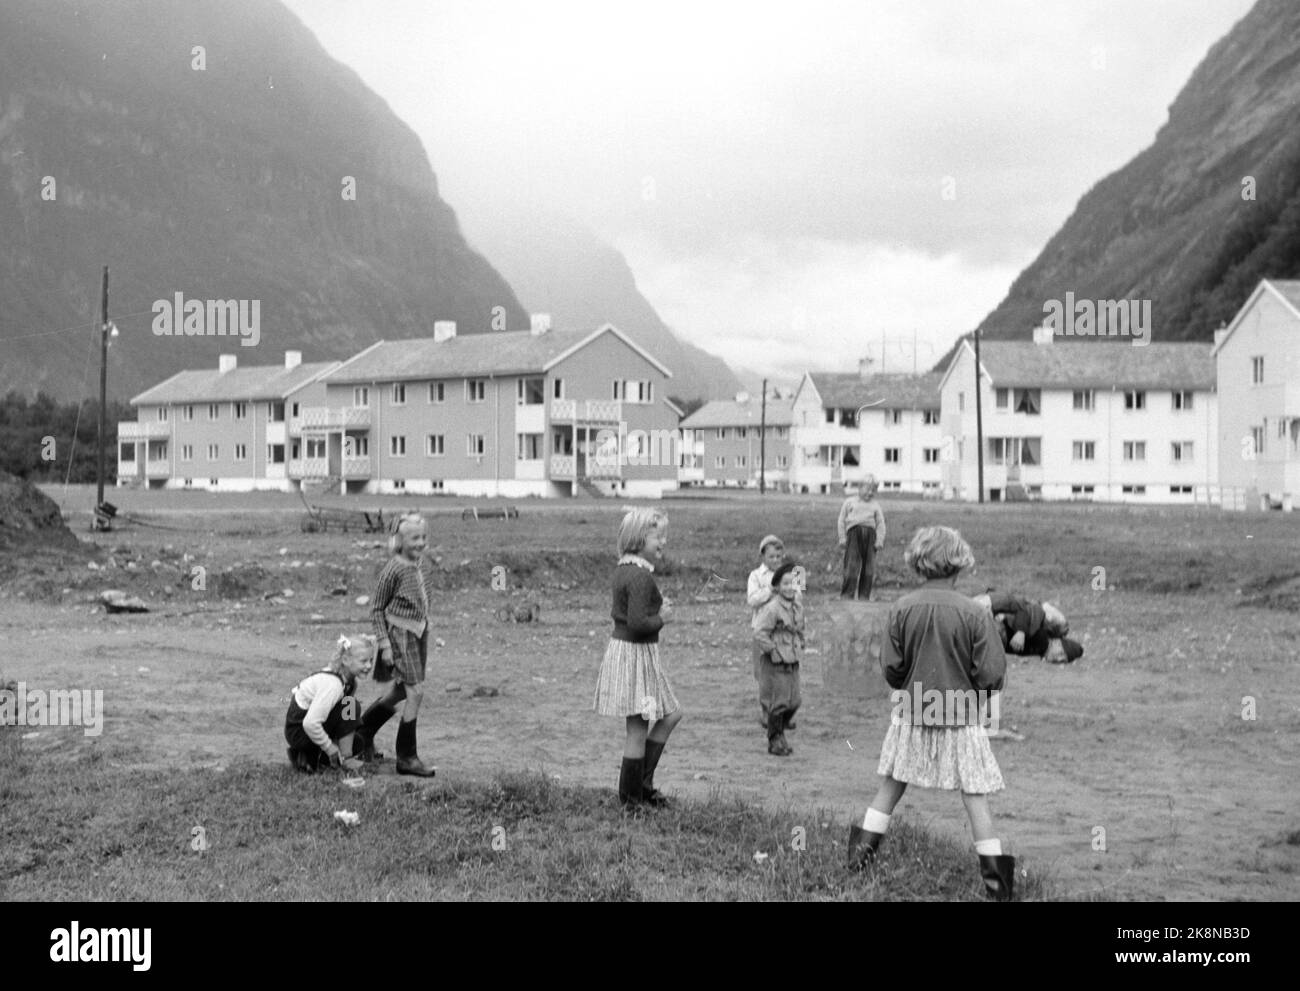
[753,561,806,757]
[838,476,886,601]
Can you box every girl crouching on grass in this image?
[351,513,437,777]
[593,508,683,808]
[285,634,375,773]
[847,525,1017,901]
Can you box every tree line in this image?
[0,392,134,482]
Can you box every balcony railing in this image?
[146,460,171,477]
[550,398,622,423]
[550,454,576,478]
[342,457,372,478]
[290,407,371,434]
[288,457,330,478]
[118,421,171,440]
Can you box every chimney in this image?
[529,313,552,335]
[735,390,750,404]
[284,350,302,370]
[858,356,874,381]
[218,354,237,374]
[1032,323,1054,346]
[433,321,457,343]
[1213,322,1228,349]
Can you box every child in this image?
[972,592,1084,663]
[752,560,805,757]
[837,475,886,600]
[285,633,375,774]
[351,512,438,777]
[847,526,1016,901]
[593,508,684,808]
[747,535,788,727]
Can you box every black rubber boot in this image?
[395,719,435,777]
[353,698,398,760]
[767,709,790,756]
[978,854,1016,901]
[847,824,883,870]
[618,757,645,807]
[642,741,669,806]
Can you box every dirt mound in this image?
[1237,571,1300,612]
[0,471,81,552]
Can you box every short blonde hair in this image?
[904,525,974,579]
[389,512,427,553]
[859,474,879,497]
[618,507,668,556]
[331,633,378,671]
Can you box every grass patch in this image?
[0,741,1054,901]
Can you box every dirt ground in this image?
[4,485,1299,900]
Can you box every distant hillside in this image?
[974,0,1300,344]
[0,0,528,401]
[459,205,742,403]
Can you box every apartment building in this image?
[118,351,338,491]
[1213,278,1300,508]
[678,396,793,487]
[940,328,1217,502]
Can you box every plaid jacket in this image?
[370,554,437,647]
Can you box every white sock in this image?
[863,808,891,833]
[974,838,1002,856]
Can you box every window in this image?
[156,407,169,422]
[1071,485,1095,497]
[888,410,903,425]
[234,444,247,461]
[467,434,486,456]
[923,448,940,463]
[180,445,193,461]
[1123,441,1146,462]
[714,456,726,469]
[1171,441,1194,463]
[208,404,220,420]
[881,481,902,492]
[353,387,369,408]
[1124,390,1145,410]
[391,384,406,405]
[182,405,194,422]
[268,444,284,465]
[613,381,622,401]
[736,427,747,439]
[995,388,1008,410]
[467,380,486,403]
[269,401,285,422]
[207,444,219,460]
[516,434,543,460]
[291,441,300,459]
[430,480,444,492]
[234,402,248,420]
[1171,485,1192,495]
[120,443,136,462]
[958,392,965,412]
[1172,390,1193,411]
[715,428,728,440]
[884,448,901,463]
[989,437,1041,465]
[553,379,565,400]
[1072,441,1095,461]
[306,438,325,459]
[1013,389,1041,415]
[392,479,405,491]
[1251,426,1265,457]
[427,435,444,457]
[775,426,788,439]
[1252,356,1264,384]
[1280,418,1289,440]
[638,381,654,404]
[775,455,788,468]
[922,410,939,425]
[1073,390,1094,411]
[736,455,747,468]
[291,402,300,418]
[429,382,445,403]
[1122,485,1147,495]
[347,435,369,457]
[517,378,545,405]
[390,436,406,457]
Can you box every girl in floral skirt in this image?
[593,508,684,808]
[846,525,1017,900]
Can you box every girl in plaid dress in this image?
[593,508,684,807]
[351,513,438,777]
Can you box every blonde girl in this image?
[593,508,684,807]
[285,633,375,773]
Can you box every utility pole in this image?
[96,266,109,516]
[759,378,767,495]
[974,327,985,504]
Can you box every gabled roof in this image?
[680,398,794,429]
[1212,279,1300,355]
[322,324,671,384]
[940,339,1215,391]
[130,361,338,406]
[806,372,943,411]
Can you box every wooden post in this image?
[759,378,767,495]
[974,327,985,504]
[96,266,109,513]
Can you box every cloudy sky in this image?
[282,0,1255,379]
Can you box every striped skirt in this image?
[876,722,1004,794]
[385,625,428,686]
[593,639,680,720]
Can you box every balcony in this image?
[290,407,371,434]
[342,457,372,479]
[550,454,575,478]
[679,467,704,483]
[550,398,622,423]
[146,460,171,478]
[118,421,170,440]
[288,457,329,478]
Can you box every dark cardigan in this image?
[610,562,664,644]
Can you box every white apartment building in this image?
[678,396,794,488]
[940,328,1217,502]
[1213,278,1300,508]
[790,368,943,494]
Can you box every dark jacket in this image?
[611,562,663,644]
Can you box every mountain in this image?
[458,203,742,403]
[973,0,1300,344]
[0,0,529,401]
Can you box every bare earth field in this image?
[3,485,1299,900]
